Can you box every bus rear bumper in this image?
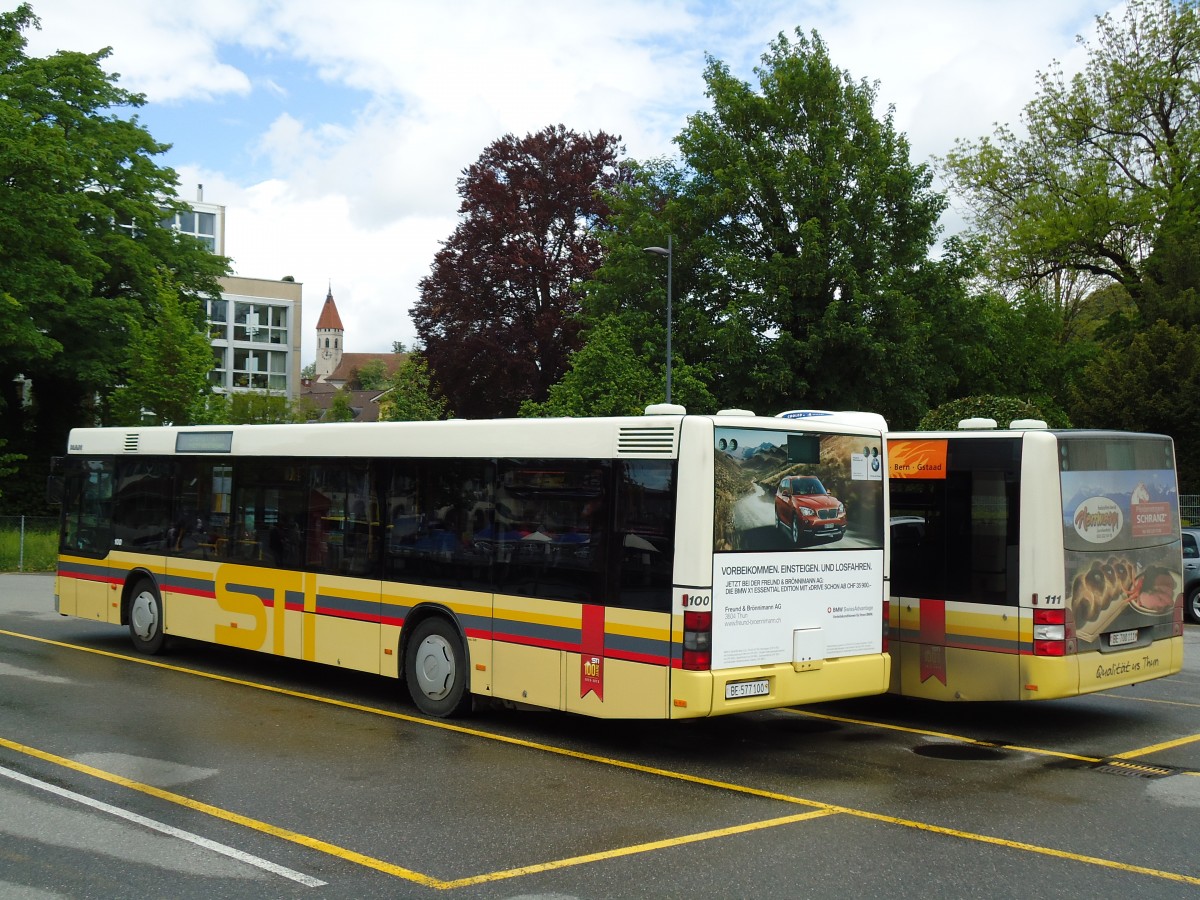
[1021,636,1183,699]
[669,653,891,718]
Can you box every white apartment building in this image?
[207,275,303,398]
[173,189,303,399]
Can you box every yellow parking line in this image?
[4,627,1199,887]
[0,735,444,888]
[1111,732,1200,761]
[440,810,838,888]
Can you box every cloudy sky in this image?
[18,0,1119,364]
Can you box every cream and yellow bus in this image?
[54,407,890,718]
[887,421,1185,701]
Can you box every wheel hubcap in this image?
[414,635,454,700]
[130,591,158,641]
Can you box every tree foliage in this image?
[942,0,1200,324]
[351,358,390,391]
[108,279,214,425]
[917,396,1070,431]
[0,4,227,500]
[204,391,311,425]
[586,31,981,427]
[1071,320,1200,491]
[520,315,714,417]
[378,356,452,422]
[412,125,624,418]
[325,391,356,423]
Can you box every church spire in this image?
[315,284,345,381]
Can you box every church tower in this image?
[314,286,344,382]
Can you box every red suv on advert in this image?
[774,475,846,544]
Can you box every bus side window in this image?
[615,460,675,612]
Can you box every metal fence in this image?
[0,515,60,572]
[1182,495,1200,527]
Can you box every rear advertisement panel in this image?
[711,427,885,667]
[1061,465,1181,647]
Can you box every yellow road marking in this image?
[0,735,442,888]
[1111,732,1200,761]
[3,628,1200,887]
[439,810,838,888]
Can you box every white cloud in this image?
[19,0,1124,361]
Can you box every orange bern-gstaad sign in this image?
[888,439,948,480]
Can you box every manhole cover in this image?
[1093,759,1177,779]
[913,743,1007,761]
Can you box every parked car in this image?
[774,475,846,544]
[1183,527,1200,623]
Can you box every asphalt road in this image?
[1,572,1198,899]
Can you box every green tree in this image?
[378,357,451,421]
[942,0,1200,325]
[1071,320,1200,490]
[108,279,214,425]
[0,4,228,502]
[325,391,356,422]
[0,439,22,498]
[352,358,390,391]
[586,31,973,426]
[521,315,713,417]
[204,391,309,424]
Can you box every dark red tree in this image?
[412,125,624,418]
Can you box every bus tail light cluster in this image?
[1032,608,1070,656]
[1171,593,1183,637]
[682,610,712,670]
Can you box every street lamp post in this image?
[643,236,673,404]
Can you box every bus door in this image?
[57,457,115,622]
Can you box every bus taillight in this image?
[1033,608,1067,656]
[682,610,712,671]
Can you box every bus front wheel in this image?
[404,617,471,717]
[128,579,166,655]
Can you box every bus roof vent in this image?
[124,433,140,452]
[957,418,997,430]
[716,408,755,417]
[1009,419,1048,430]
[618,425,677,456]
[644,403,686,416]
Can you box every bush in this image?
[917,395,1071,431]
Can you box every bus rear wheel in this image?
[404,617,471,717]
[128,579,166,655]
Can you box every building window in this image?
[208,298,228,340]
[233,302,287,345]
[210,347,227,387]
[162,210,217,252]
[232,348,288,392]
